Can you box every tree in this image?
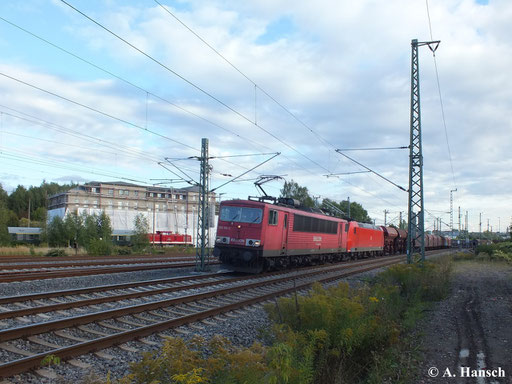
[97,211,112,241]
[320,198,372,223]
[280,180,315,208]
[65,212,84,248]
[8,185,28,218]
[0,208,12,245]
[0,184,8,208]
[32,207,47,223]
[47,216,69,247]
[132,213,150,252]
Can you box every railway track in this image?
[0,254,406,379]
[0,260,219,283]
[0,252,190,261]
[0,257,196,270]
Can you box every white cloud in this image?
[0,0,510,232]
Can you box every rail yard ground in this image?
[0,250,511,384]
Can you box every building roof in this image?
[8,227,43,234]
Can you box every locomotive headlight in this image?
[246,239,261,247]
[216,236,230,244]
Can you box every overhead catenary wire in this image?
[0,15,319,180]
[0,16,276,155]
[0,71,198,151]
[335,149,407,192]
[153,0,414,202]
[61,0,331,175]
[153,0,335,153]
[425,0,457,189]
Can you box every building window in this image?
[108,189,114,195]
[118,201,122,209]
[155,204,159,211]
[133,202,138,209]
[134,191,139,197]
[74,198,79,203]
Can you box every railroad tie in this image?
[54,330,88,342]
[67,359,92,369]
[174,327,190,335]
[97,321,128,332]
[27,336,61,349]
[138,338,159,346]
[148,310,172,319]
[35,369,59,380]
[188,323,205,331]
[77,325,110,337]
[94,351,115,360]
[118,344,138,353]
[116,317,146,327]
[0,342,35,357]
[132,313,159,324]
[14,316,31,324]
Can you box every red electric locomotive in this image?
[346,221,384,257]
[213,198,348,273]
[148,231,193,246]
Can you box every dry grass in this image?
[0,246,81,256]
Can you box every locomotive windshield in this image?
[220,206,262,224]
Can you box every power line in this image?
[0,71,198,151]
[0,150,151,185]
[0,16,277,155]
[425,0,457,189]
[335,150,407,192]
[0,108,164,164]
[61,0,331,174]
[336,146,408,151]
[153,0,335,152]
[0,15,325,181]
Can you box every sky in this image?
[0,0,510,233]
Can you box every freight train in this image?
[213,198,451,273]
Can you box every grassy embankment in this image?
[81,255,453,384]
[454,241,512,263]
[0,245,196,257]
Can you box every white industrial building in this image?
[47,181,217,245]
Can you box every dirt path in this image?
[417,261,512,384]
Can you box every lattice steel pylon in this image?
[407,39,440,264]
[195,138,210,271]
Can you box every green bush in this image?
[115,246,132,256]
[87,239,113,256]
[45,248,67,257]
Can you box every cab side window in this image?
[269,210,278,225]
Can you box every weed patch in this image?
[101,258,452,384]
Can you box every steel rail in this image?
[0,257,197,270]
[0,256,405,342]
[0,256,404,320]
[0,257,403,378]
[0,261,218,283]
[0,253,192,262]
[0,272,228,305]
